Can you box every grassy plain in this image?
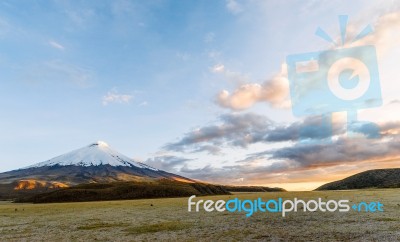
[0,189,399,241]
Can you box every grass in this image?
[0,189,399,241]
[77,222,129,230]
[374,217,398,222]
[124,221,192,234]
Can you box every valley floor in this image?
[0,189,399,241]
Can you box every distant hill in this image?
[221,185,286,192]
[15,182,288,203]
[316,168,400,190]
[16,179,230,203]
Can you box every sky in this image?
[1,0,400,191]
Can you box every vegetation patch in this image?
[374,217,398,222]
[77,222,128,230]
[124,221,191,234]
[17,180,230,203]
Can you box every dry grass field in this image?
[0,189,399,241]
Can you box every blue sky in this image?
[1,0,400,190]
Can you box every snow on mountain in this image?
[25,141,158,171]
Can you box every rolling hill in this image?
[316,168,400,190]
[16,179,230,203]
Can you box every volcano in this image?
[0,141,194,198]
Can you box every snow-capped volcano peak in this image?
[26,141,157,170]
[91,141,109,148]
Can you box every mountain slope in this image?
[25,141,156,169]
[16,180,231,203]
[0,142,194,199]
[316,168,400,190]
[0,141,286,201]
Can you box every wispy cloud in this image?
[210,64,225,73]
[176,52,190,61]
[207,50,221,59]
[210,64,250,85]
[24,60,94,88]
[102,89,133,106]
[388,99,400,105]
[226,0,243,14]
[65,8,95,28]
[45,60,92,87]
[49,40,65,50]
[111,0,135,16]
[0,17,10,37]
[144,155,192,172]
[204,32,215,43]
[346,10,400,56]
[138,101,148,107]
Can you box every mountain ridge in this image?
[316,168,400,190]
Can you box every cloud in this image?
[161,113,400,187]
[266,115,341,142]
[270,137,400,169]
[175,134,400,186]
[164,113,272,153]
[178,158,294,184]
[290,12,400,104]
[164,111,400,155]
[65,8,95,28]
[49,40,65,50]
[215,11,400,112]
[388,99,400,105]
[207,51,221,59]
[204,32,215,43]
[211,64,225,73]
[226,0,243,14]
[346,11,400,56]
[138,101,148,107]
[176,52,190,61]
[216,73,289,110]
[111,0,135,16]
[0,17,10,37]
[377,121,400,136]
[24,60,94,88]
[144,155,192,172]
[102,89,133,105]
[191,145,222,155]
[177,154,400,188]
[45,60,92,87]
[211,64,250,85]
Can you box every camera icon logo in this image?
[286,16,382,140]
[287,45,381,116]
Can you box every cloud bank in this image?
[161,112,400,187]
